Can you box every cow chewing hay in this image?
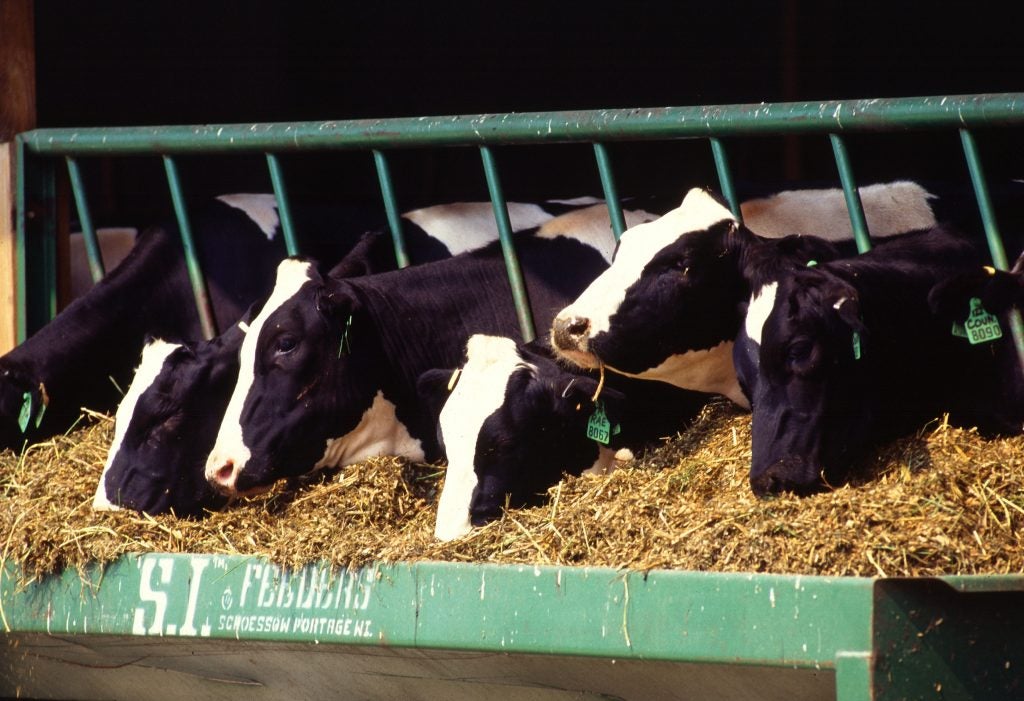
[1,401,1022,584]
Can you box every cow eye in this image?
[275,335,298,355]
[787,340,814,365]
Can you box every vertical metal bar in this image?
[14,138,29,343]
[65,156,105,282]
[372,150,410,268]
[959,129,1010,269]
[710,138,743,223]
[17,146,58,339]
[265,153,300,257]
[959,128,1024,372]
[162,156,217,340]
[592,143,626,240]
[829,134,872,253]
[479,145,535,342]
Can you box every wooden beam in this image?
[0,143,18,352]
[0,0,36,140]
[0,0,35,351]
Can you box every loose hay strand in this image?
[0,400,1022,583]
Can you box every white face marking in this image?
[205,259,313,485]
[434,335,529,542]
[745,282,779,346]
[403,202,553,256]
[93,339,181,511]
[739,180,936,240]
[313,391,424,470]
[554,189,736,338]
[215,194,281,240]
[535,204,658,264]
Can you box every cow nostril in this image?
[213,461,235,487]
[552,315,592,350]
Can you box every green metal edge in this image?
[0,554,874,670]
[19,94,1024,156]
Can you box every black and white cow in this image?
[737,225,1013,496]
[91,321,247,517]
[90,200,632,515]
[550,185,924,404]
[0,194,605,453]
[418,334,706,541]
[202,227,619,498]
[547,180,1024,406]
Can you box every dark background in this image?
[31,1,1024,227]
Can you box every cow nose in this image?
[750,458,822,497]
[208,459,238,494]
[551,315,592,351]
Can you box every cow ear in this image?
[929,266,1023,320]
[327,231,389,280]
[416,368,460,421]
[316,277,361,322]
[832,295,865,331]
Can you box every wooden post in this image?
[0,0,36,352]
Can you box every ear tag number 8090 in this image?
[964,297,1002,345]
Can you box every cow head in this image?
[419,335,623,541]
[92,318,249,518]
[204,258,385,497]
[550,188,750,405]
[745,268,871,496]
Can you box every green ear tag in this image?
[806,259,818,268]
[586,401,612,445]
[338,315,353,358]
[17,392,32,434]
[951,322,969,339]
[851,331,862,361]
[965,297,1002,345]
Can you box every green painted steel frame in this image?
[1,555,1021,700]
[15,91,1024,346]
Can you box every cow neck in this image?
[4,228,191,411]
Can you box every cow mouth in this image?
[552,347,602,370]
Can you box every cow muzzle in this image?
[551,314,591,351]
[206,454,243,496]
[551,314,603,369]
[749,456,825,497]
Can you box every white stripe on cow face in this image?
[534,204,659,264]
[215,194,281,240]
[554,188,736,339]
[205,259,314,486]
[93,338,181,511]
[745,282,779,347]
[403,202,554,256]
[313,390,424,470]
[434,335,530,542]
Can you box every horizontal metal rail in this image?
[16,92,1024,349]
[20,94,1024,156]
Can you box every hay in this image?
[1,399,1022,583]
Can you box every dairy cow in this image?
[550,182,951,404]
[0,194,589,452]
[91,201,628,515]
[418,334,706,541]
[737,225,1015,496]
[203,227,617,498]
